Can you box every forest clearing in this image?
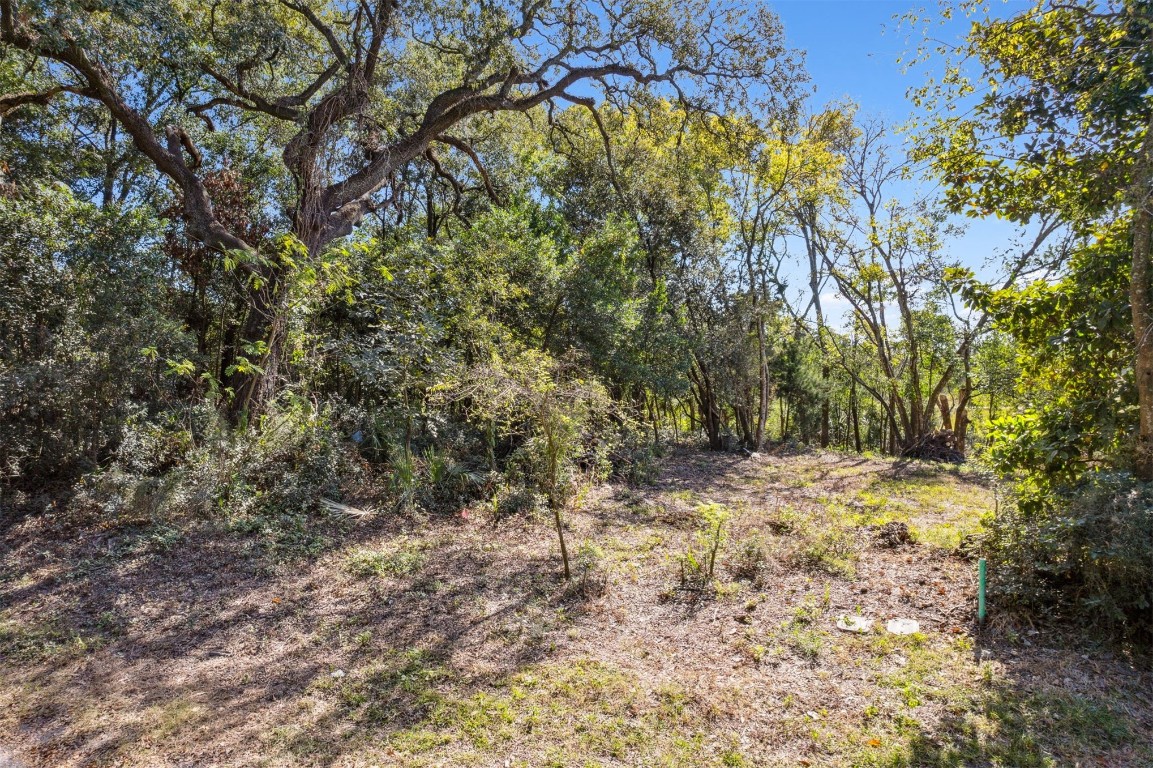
[3,0,1153,764]
[2,447,1150,767]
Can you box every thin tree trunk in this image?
[225,266,287,422]
[937,394,953,432]
[755,315,770,450]
[544,418,571,581]
[887,393,898,455]
[690,360,724,451]
[851,379,862,453]
[819,364,830,448]
[954,347,973,457]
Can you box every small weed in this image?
[778,595,827,661]
[744,643,768,664]
[787,626,825,661]
[714,580,743,599]
[791,596,823,625]
[568,540,608,598]
[727,530,770,585]
[677,502,730,591]
[720,747,748,766]
[766,505,807,534]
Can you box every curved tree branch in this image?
[435,134,500,203]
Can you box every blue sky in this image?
[766,0,1034,319]
[773,0,930,121]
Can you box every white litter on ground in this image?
[885,618,920,635]
[835,615,874,633]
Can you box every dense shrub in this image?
[984,471,1153,640]
[72,397,364,558]
[0,190,190,484]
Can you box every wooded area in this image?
[0,0,1151,764]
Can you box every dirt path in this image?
[1,447,1150,766]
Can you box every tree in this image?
[805,120,964,454]
[442,351,614,580]
[0,0,799,418]
[727,111,845,448]
[913,0,1153,476]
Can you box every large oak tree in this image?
[1,0,800,414]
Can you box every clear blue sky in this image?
[772,0,931,120]
[768,0,1033,316]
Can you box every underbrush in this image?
[46,379,658,567]
[983,471,1153,640]
[68,397,365,559]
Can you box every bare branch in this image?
[279,0,349,67]
[435,134,499,204]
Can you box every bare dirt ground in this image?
[2,447,1150,767]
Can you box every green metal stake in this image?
[977,558,987,625]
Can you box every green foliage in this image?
[73,396,361,559]
[678,502,731,589]
[388,448,420,513]
[910,2,1153,638]
[983,471,1153,638]
[913,0,1153,225]
[0,0,1132,644]
[0,187,190,482]
[440,349,619,577]
[962,224,1136,492]
[344,540,428,578]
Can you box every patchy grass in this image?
[0,447,1148,768]
[0,616,108,662]
[786,519,860,578]
[832,629,1138,767]
[343,537,430,578]
[382,659,729,766]
[849,468,993,552]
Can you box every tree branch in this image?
[435,134,499,203]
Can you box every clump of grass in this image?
[787,627,825,661]
[774,595,830,662]
[788,522,859,578]
[343,539,428,578]
[145,698,204,740]
[727,530,770,585]
[0,617,104,662]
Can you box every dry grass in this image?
[1,447,1150,767]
